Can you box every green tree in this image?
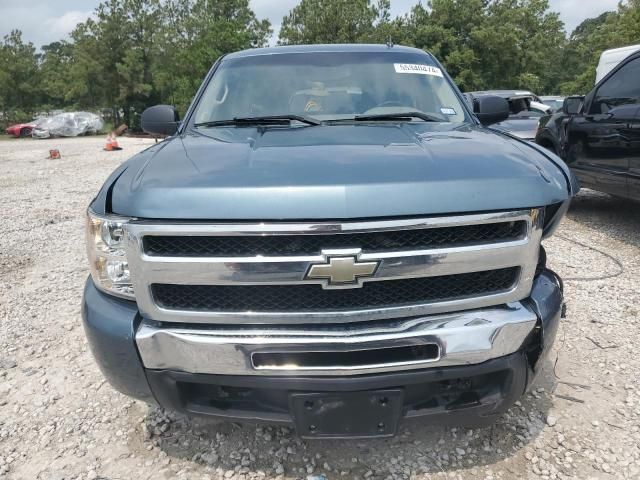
[66,0,163,126]
[65,20,104,109]
[278,0,392,45]
[483,0,566,93]
[3,0,637,129]
[115,0,163,128]
[401,0,488,91]
[57,0,271,122]
[560,0,640,94]
[0,30,40,123]
[39,41,74,109]
[556,12,612,94]
[93,0,131,120]
[157,0,271,113]
[400,0,566,92]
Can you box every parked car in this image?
[540,96,565,112]
[5,122,37,138]
[469,89,542,102]
[465,90,551,140]
[536,50,640,201]
[596,44,640,84]
[32,112,104,138]
[83,44,576,438]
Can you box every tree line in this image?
[1,0,639,129]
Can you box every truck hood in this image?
[110,123,571,220]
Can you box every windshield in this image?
[506,97,547,118]
[192,51,469,125]
[542,99,563,111]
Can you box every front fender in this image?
[524,269,564,380]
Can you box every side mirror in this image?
[472,95,510,126]
[141,105,180,136]
[562,96,584,116]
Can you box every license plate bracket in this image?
[290,389,403,439]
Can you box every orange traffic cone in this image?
[104,133,122,151]
[104,134,114,151]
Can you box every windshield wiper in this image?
[352,111,442,123]
[194,115,321,128]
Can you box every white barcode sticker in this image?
[394,63,443,77]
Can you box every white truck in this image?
[596,44,640,84]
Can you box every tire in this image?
[20,127,32,138]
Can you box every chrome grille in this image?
[124,210,543,324]
[151,268,519,312]
[143,221,527,257]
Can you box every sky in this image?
[0,0,621,49]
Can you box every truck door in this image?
[566,57,640,198]
[627,105,640,200]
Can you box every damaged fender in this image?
[524,269,565,377]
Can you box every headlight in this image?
[85,209,135,299]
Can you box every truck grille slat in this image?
[143,221,526,257]
[151,268,519,312]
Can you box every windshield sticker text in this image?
[394,64,443,77]
[440,107,457,115]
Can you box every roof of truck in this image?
[225,44,430,59]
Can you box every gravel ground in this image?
[0,136,639,480]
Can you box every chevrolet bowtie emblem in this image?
[306,254,379,289]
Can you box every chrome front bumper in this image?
[136,302,537,376]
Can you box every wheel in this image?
[20,127,32,137]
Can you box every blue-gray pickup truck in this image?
[82,44,577,439]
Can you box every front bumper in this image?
[136,305,537,376]
[82,269,563,431]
